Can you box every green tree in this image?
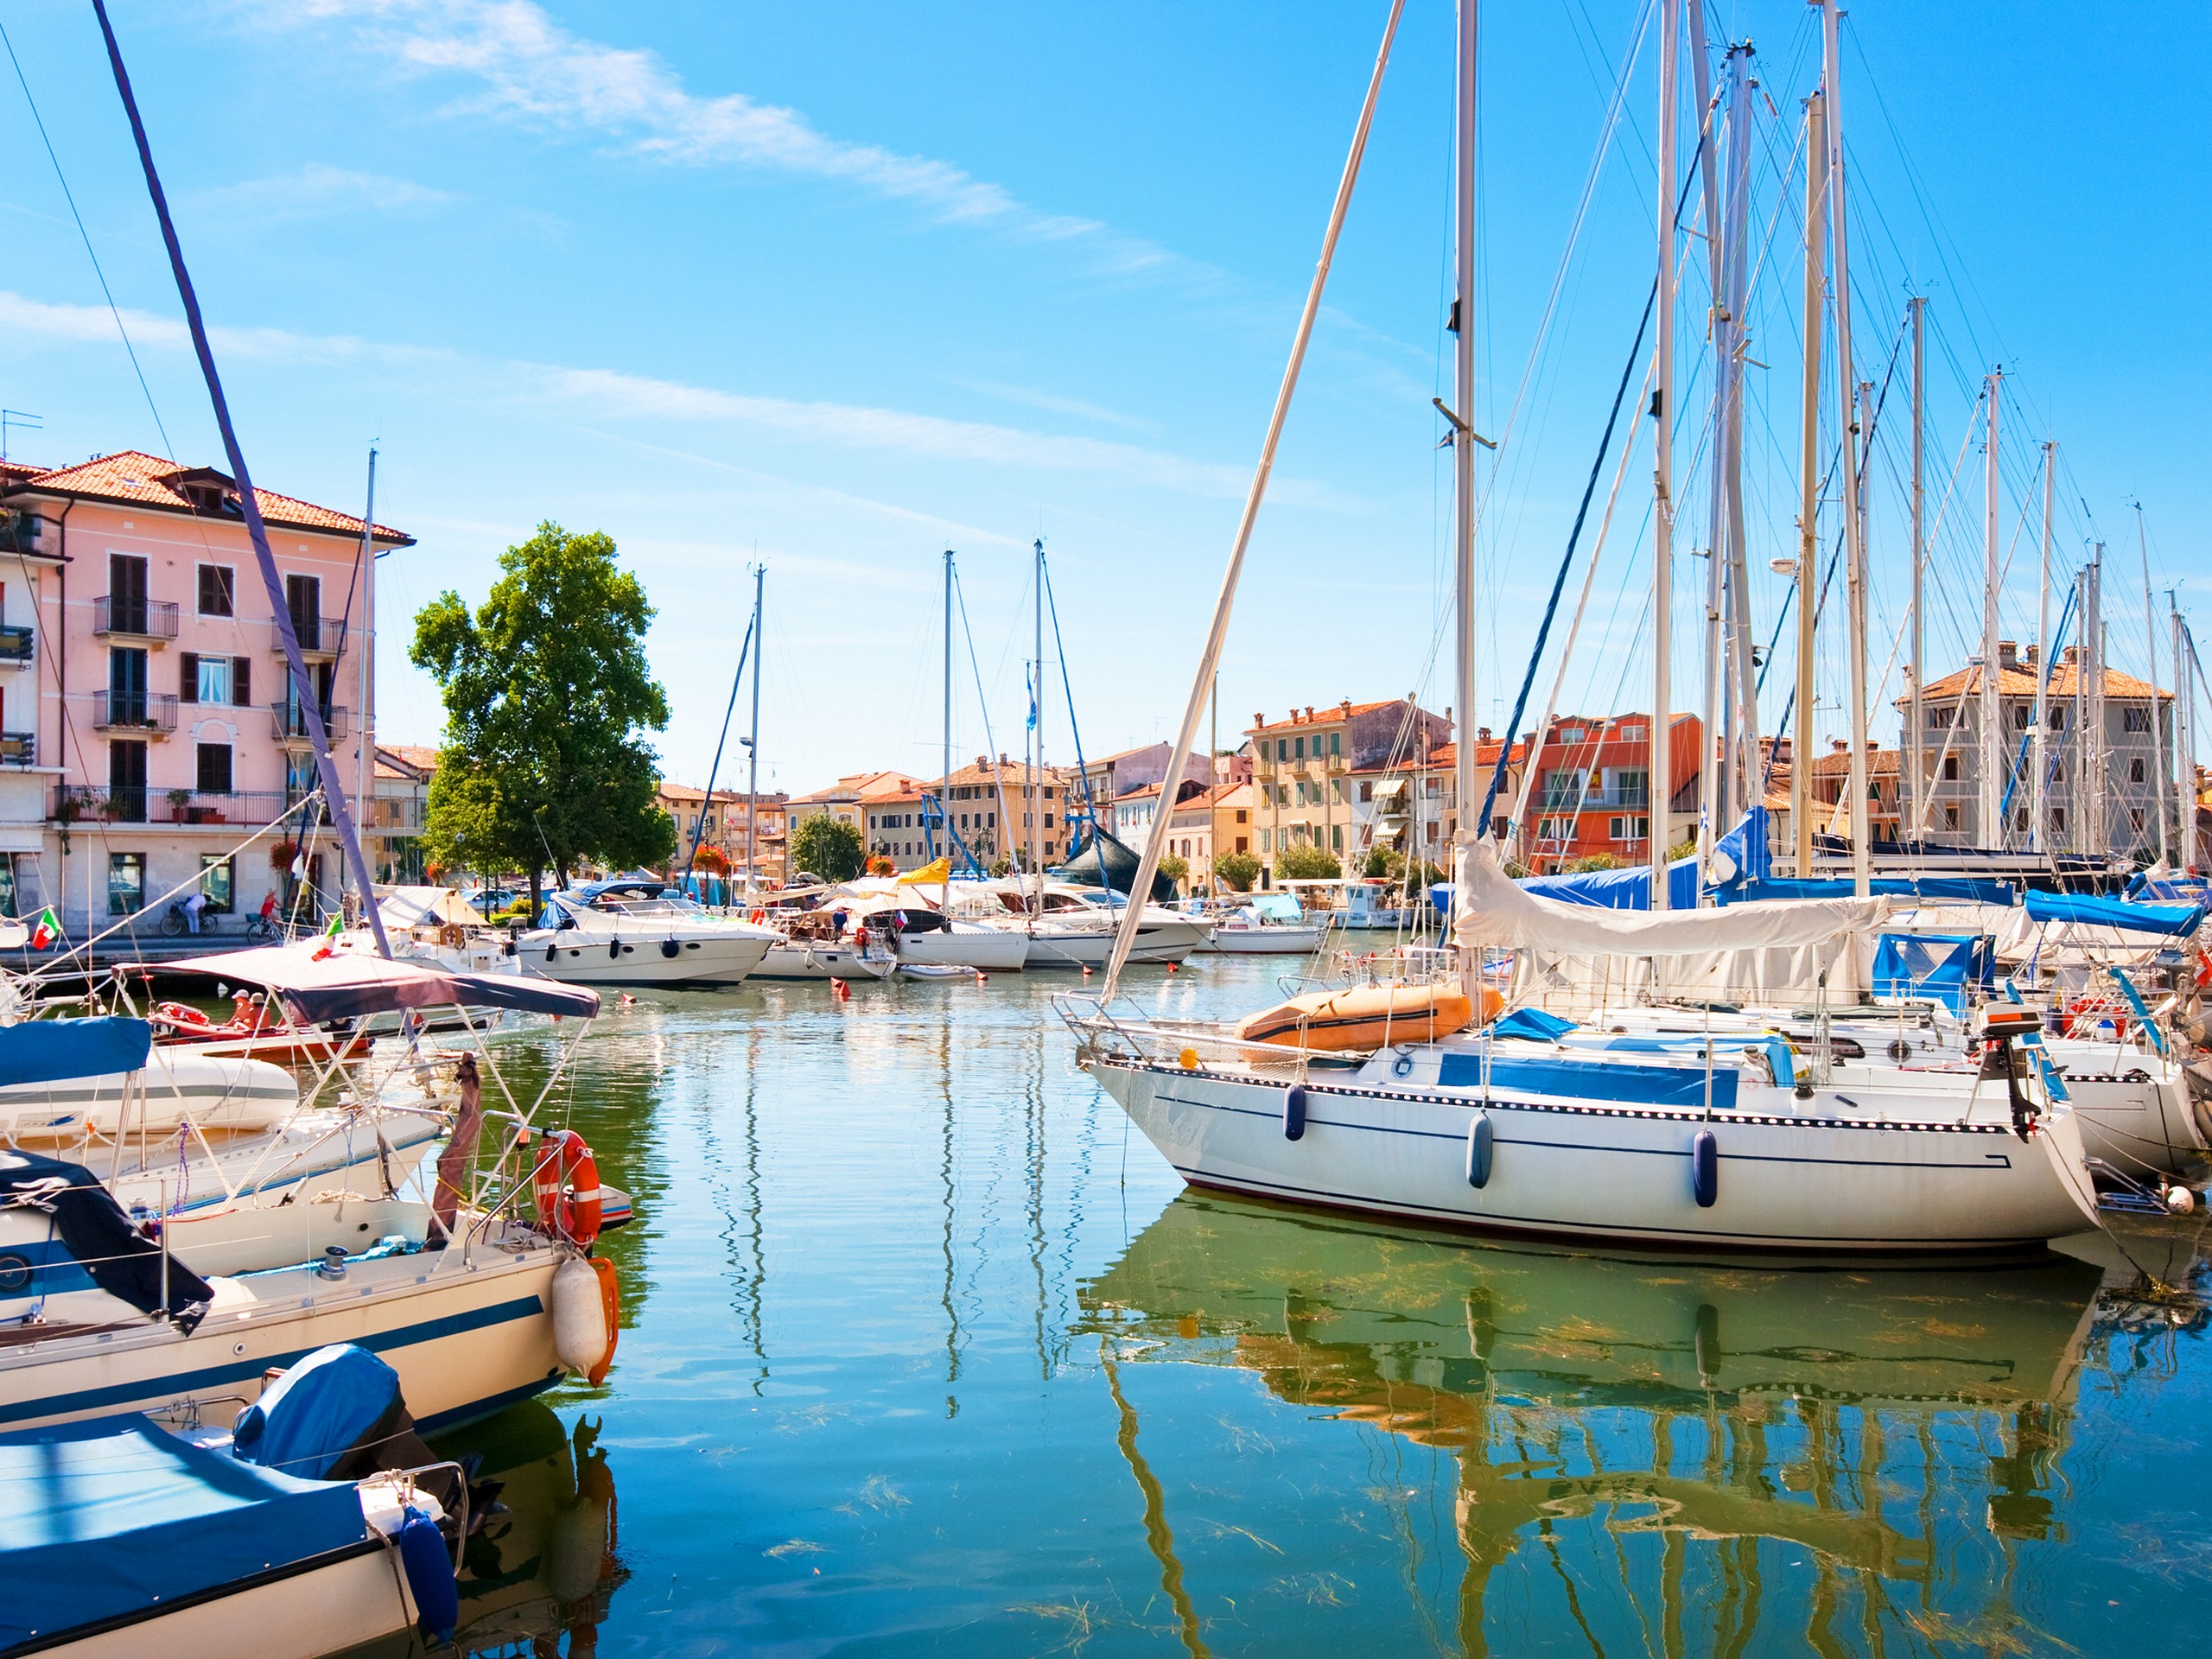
[790,817,864,883]
[1562,852,1626,873]
[1363,846,1406,881]
[1158,853,1190,892]
[411,523,676,913]
[1274,844,1344,881]
[1215,850,1260,892]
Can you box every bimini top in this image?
[168,943,601,1022]
[0,1412,367,1649]
[0,1017,151,1087]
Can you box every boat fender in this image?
[552,1254,619,1379]
[588,1254,620,1384]
[2166,1185,2197,1217]
[1283,1084,1307,1141]
[397,1505,459,1641]
[608,940,622,961]
[1464,1109,1493,1189]
[532,1128,604,1245]
[1690,1129,1718,1209]
[547,942,560,965]
[660,937,681,958]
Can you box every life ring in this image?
[2064,997,2127,1040]
[155,1001,213,1030]
[532,1129,603,1246]
[749,909,766,925]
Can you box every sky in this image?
[0,1,2204,798]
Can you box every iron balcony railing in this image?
[93,596,180,640]
[92,690,178,733]
[54,784,297,826]
[272,615,348,657]
[0,626,31,664]
[0,732,31,766]
[272,702,348,742]
[1584,789,1651,810]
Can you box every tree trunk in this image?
[529,865,542,923]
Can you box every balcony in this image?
[54,784,293,826]
[271,615,348,662]
[0,732,31,766]
[272,702,348,745]
[0,626,31,667]
[93,596,180,644]
[92,690,178,734]
[0,509,49,558]
[1584,790,1651,811]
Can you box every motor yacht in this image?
[516,878,777,987]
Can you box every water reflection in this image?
[1081,1192,2194,1656]
[435,1402,626,1656]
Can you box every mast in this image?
[1907,296,1926,842]
[2178,602,2196,869]
[2072,564,2089,849]
[1032,537,1044,906]
[353,447,376,891]
[1650,0,1679,910]
[1688,1,1725,894]
[746,565,763,888]
[1791,90,1827,878]
[2032,443,2054,854]
[1821,0,1868,895]
[1452,0,1479,938]
[1720,43,1758,836]
[942,549,953,880]
[2138,505,2169,863]
[2088,546,2107,854]
[1980,372,2003,849]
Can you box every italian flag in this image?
[310,910,344,961]
[28,907,58,950]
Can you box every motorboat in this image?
[1278,876,1420,932]
[749,905,898,982]
[842,892,1030,972]
[1189,893,1327,954]
[0,1028,298,1141]
[515,878,777,987]
[944,880,1211,968]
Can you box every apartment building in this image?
[862,785,933,871]
[1246,700,1453,879]
[1505,712,1703,873]
[371,743,435,884]
[787,771,925,836]
[0,452,407,935]
[659,781,789,882]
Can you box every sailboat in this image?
[1064,0,2107,1256]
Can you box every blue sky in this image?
[0,1,2203,795]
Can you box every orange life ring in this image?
[586,1255,620,1386]
[156,1001,213,1029]
[749,908,766,925]
[532,1128,603,1247]
[2064,996,2128,1040]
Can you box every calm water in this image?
[429,957,2212,1657]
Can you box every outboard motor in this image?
[1978,1007,2044,1141]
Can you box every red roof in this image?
[1911,660,2168,702]
[9,451,413,545]
[1246,698,1427,734]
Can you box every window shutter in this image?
[179,652,198,703]
[233,657,251,708]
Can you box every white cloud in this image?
[949,378,1160,435]
[191,163,456,221]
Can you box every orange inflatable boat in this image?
[1233,982,1498,1050]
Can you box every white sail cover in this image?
[1452,846,1888,959]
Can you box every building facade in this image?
[1246,700,1453,880]
[0,452,407,938]
[659,782,789,883]
[371,744,435,885]
[1495,712,1703,873]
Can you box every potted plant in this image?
[269,839,302,872]
[167,788,192,823]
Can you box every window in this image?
[1607,768,1649,808]
[0,855,15,918]
[107,852,144,918]
[2131,808,2146,833]
[196,564,235,617]
[1928,707,1956,729]
[2012,705,2030,729]
[1260,830,1272,852]
[1331,780,1344,804]
[1610,816,1649,841]
[2047,706,2066,728]
[2051,808,2067,832]
[198,855,234,914]
[1236,836,1249,854]
[1359,780,1373,803]
[1331,825,1343,851]
[196,742,232,794]
[2125,708,2152,734]
[1942,756,1961,782]
[1329,733,1340,756]
[1944,805,1960,831]
[2130,758,2147,783]
[1294,736,1306,760]
[1538,817,1574,841]
[1276,739,1287,761]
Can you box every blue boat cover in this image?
[1439,1052,1739,1110]
[2126,871,2211,904]
[1490,1007,1577,1042]
[1870,933,1993,1014]
[232,1344,402,1481]
[2023,890,2206,937]
[0,1017,151,1086]
[1734,875,2019,906]
[0,1414,365,1647]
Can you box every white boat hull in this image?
[1198,925,1326,954]
[521,930,772,987]
[895,925,1031,972]
[1024,918,1211,969]
[753,943,897,981]
[0,1052,296,1141]
[1088,1059,2101,1255]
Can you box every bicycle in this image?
[244,912,278,944]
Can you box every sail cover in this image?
[167,944,601,1021]
[1452,846,1887,958]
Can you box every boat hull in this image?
[1089,1059,2101,1256]
[1198,925,1325,954]
[896,925,1031,972]
[752,943,897,981]
[521,931,772,987]
[1023,919,1211,969]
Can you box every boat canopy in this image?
[0,1413,367,1649]
[167,943,601,1021]
[0,1017,151,1086]
[2022,890,2205,938]
[1452,845,1887,958]
[374,885,483,928]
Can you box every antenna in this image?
[0,410,42,462]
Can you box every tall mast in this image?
[2138,505,2169,863]
[746,565,763,888]
[353,446,377,893]
[1650,0,1679,910]
[2032,443,2054,854]
[1451,0,1478,922]
[2088,546,2107,854]
[1791,90,1827,877]
[2072,564,2089,849]
[1821,0,1869,895]
[1032,537,1044,901]
[1720,43,1758,834]
[1980,372,2003,849]
[1907,296,1925,842]
[1688,1,1726,894]
[2177,599,2196,869]
[942,548,953,875]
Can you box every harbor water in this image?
[435,955,2212,1656]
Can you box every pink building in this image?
[0,453,410,938]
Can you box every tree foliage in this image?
[790,817,864,883]
[411,524,675,898]
[1214,850,1260,892]
[1158,854,1189,890]
[1274,845,1344,881]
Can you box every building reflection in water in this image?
[1079,1192,2196,1656]
[435,1402,628,1657]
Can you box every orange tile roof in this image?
[1807,744,1901,778]
[1909,660,2169,702]
[10,451,414,545]
[789,770,926,803]
[375,743,441,776]
[1246,698,1431,734]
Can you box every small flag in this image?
[310,910,344,961]
[28,907,57,950]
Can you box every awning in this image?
[2022,890,2205,938]
[0,1018,152,1085]
[165,944,601,1021]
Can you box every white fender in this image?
[550,1255,610,1375]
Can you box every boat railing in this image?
[1053,993,1320,1080]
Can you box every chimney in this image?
[1477,726,1491,744]
[2023,643,2040,668]
[1254,713,1266,729]
[1303,706,1313,721]
[1998,639,2019,668]
[1339,699,1351,719]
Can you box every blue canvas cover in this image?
[0,1413,365,1647]
[1518,855,1700,911]
[1733,874,2018,906]
[1440,1052,1739,1109]
[1490,1007,1577,1043]
[1870,933,1993,1014]
[0,1017,151,1086]
[2023,890,2206,937]
[232,1344,402,1481]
